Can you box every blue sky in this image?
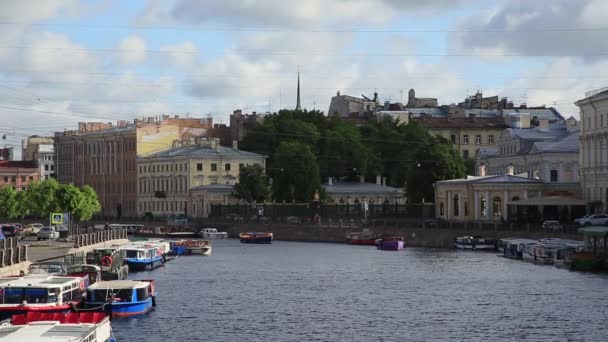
[1,0,607,152]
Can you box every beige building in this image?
[323,176,405,205]
[575,88,608,212]
[413,117,506,159]
[137,138,265,218]
[22,136,55,180]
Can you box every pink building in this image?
[0,160,39,190]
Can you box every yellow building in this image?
[137,138,265,218]
[413,117,506,159]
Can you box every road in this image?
[19,235,75,262]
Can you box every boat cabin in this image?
[86,280,154,304]
[122,247,159,260]
[0,312,113,342]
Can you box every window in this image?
[453,194,459,217]
[3,176,7,182]
[225,163,231,171]
[451,134,457,144]
[439,202,444,216]
[463,135,469,144]
[21,176,25,182]
[480,197,486,217]
[211,163,217,172]
[29,176,33,181]
[493,197,502,217]
[464,202,468,217]
[45,165,49,171]
[550,170,558,182]
[463,150,469,159]
[488,135,494,144]
[475,135,481,144]
[197,163,203,171]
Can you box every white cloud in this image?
[117,35,147,65]
[159,41,198,68]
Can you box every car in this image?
[286,216,302,224]
[37,227,59,240]
[225,213,244,221]
[542,220,561,231]
[1,225,21,238]
[574,214,592,224]
[249,215,270,223]
[578,214,608,226]
[24,223,44,236]
[424,218,446,228]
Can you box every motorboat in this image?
[3,311,115,341]
[86,248,129,281]
[197,228,228,239]
[239,232,273,244]
[345,229,378,245]
[120,246,164,271]
[85,280,156,318]
[500,239,538,259]
[375,237,405,251]
[170,240,212,256]
[0,275,87,321]
[454,236,497,250]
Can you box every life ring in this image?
[101,255,113,267]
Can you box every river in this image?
[112,240,608,341]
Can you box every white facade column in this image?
[523,190,528,200]
[446,191,451,220]
[458,192,463,220]
[503,190,509,220]
[474,191,479,220]
[485,190,491,220]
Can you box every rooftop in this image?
[142,144,264,159]
[0,322,98,342]
[531,130,580,153]
[413,117,508,129]
[0,275,79,287]
[0,160,37,169]
[506,122,569,140]
[88,280,149,290]
[437,174,543,185]
[323,182,403,194]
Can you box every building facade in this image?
[137,138,265,218]
[22,136,55,180]
[0,147,14,161]
[322,177,405,205]
[54,116,212,217]
[0,160,39,190]
[575,88,608,212]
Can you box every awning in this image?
[508,196,587,206]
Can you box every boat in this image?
[120,246,164,271]
[375,237,405,251]
[86,248,129,281]
[570,252,604,272]
[130,240,171,256]
[500,239,538,259]
[0,275,87,321]
[197,228,228,239]
[346,229,378,245]
[454,236,497,250]
[239,232,273,244]
[2,311,115,341]
[523,239,584,265]
[85,280,156,318]
[28,262,101,285]
[170,240,212,256]
[166,231,196,238]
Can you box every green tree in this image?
[75,185,101,221]
[26,179,61,217]
[0,185,18,218]
[318,121,368,180]
[234,164,269,203]
[57,183,85,218]
[272,141,321,202]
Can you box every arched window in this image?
[493,197,502,217]
[480,197,486,217]
[439,202,444,216]
[453,194,459,217]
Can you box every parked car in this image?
[225,213,244,221]
[286,216,302,224]
[1,225,22,238]
[37,227,59,240]
[424,218,446,228]
[249,215,270,223]
[24,223,44,236]
[578,214,608,226]
[542,220,561,231]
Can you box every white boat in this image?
[0,311,115,341]
[454,236,497,250]
[171,240,212,256]
[197,228,228,239]
[130,240,171,255]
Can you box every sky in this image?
[1,0,608,155]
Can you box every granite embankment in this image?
[220,223,581,248]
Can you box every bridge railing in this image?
[73,229,128,248]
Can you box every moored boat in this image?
[375,237,405,251]
[171,240,212,256]
[239,232,273,244]
[85,280,156,318]
[86,248,129,281]
[4,311,115,341]
[0,275,87,321]
[454,236,497,250]
[197,228,228,239]
[120,246,164,271]
[501,239,538,259]
[346,229,378,245]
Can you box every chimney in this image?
[506,164,514,176]
[538,118,549,132]
[479,164,486,177]
[328,177,333,186]
[232,140,238,150]
[376,175,381,185]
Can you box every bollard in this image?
[22,245,28,262]
[0,239,5,251]
[7,249,13,266]
[0,250,4,268]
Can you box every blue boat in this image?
[239,232,273,244]
[85,280,156,318]
[121,246,164,271]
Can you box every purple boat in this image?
[375,237,405,251]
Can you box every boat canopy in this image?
[0,322,98,341]
[0,275,80,288]
[88,280,149,290]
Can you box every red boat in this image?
[346,229,378,245]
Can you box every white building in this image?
[575,88,608,211]
[22,136,55,180]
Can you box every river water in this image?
[112,240,608,341]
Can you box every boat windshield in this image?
[29,263,66,274]
[125,250,141,258]
[88,289,133,302]
[1,287,52,304]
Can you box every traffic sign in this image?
[51,213,63,224]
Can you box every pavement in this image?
[19,236,75,262]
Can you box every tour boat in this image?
[85,280,156,318]
[170,240,212,256]
[345,229,378,245]
[86,248,129,281]
[120,246,164,271]
[130,240,171,256]
[499,239,538,259]
[197,228,229,239]
[0,275,87,321]
[28,262,101,285]
[523,239,584,265]
[239,232,273,244]
[375,237,405,251]
[454,236,497,250]
[5,311,116,341]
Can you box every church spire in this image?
[296,67,301,110]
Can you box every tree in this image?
[234,164,269,203]
[0,185,18,218]
[75,185,101,221]
[26,179,61,217]
[272,141,321,202]
[57,183,85,218]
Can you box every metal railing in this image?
[73,229,128,248]
[0,237,28,268]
